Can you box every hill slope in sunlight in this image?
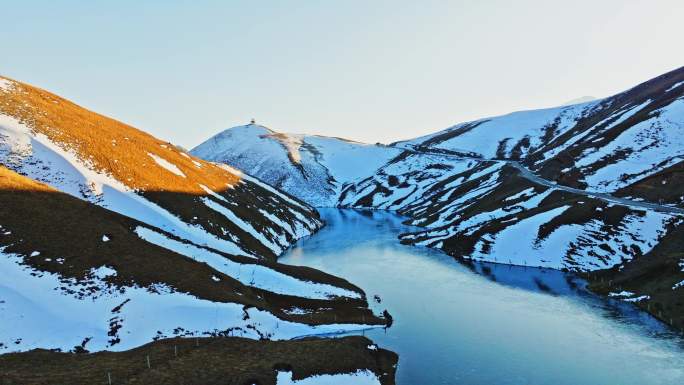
[0,77,390,358]
[0,76,320,260]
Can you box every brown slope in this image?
[0,75,319,260]
[0,75,237,193]
[0,336,398,385]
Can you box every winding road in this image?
[403,146,684,216]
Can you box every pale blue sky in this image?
[2,0,683,147]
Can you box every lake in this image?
[280,209,684,385]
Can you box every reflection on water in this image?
[281,209,684,385]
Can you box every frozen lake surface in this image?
[281,209,684,385]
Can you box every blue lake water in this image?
[280,209,684,385]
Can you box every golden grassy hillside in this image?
[0,75,321,260]
[0,75,238,194]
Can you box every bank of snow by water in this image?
[0,249,376,353]
[276,370,380,385]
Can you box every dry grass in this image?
[0,336,398,385]
[0,75,238,195]
[0,75,322,260]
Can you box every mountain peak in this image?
[561,95,598,106]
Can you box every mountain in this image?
[198,66,684,329]
[561,96,598,106]
[400,67,684,202]
[352,67,684,257]
[191,124,402,206]
[0,76,390,359]
[0,77,323,260]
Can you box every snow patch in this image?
[504,187,535,202]
[666,81,684,92]
[276,370,380,385]
[91,266,117,279]
[201,197,284,254]
[0,249,375,353]
[199,184,228,202]
[623,295,650,303]
[147,153,186,177]
[0,78,15,92]
[134,227,362,300]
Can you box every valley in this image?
[0,76,394,384]
[2,66,684,384]
[203,66,684,335]
[4,2,682,384]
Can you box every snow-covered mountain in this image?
[400,67,684,204]
[348,69,684,270]
[348,67,684,263]
[0,77,324,260]
[345,67,684,328]
[191,124,402,206]
[196,67,684,328]
[561,96,598,106]
[341,153,681,271]
[0,76,388,353]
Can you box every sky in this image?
[2,0,683,148]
